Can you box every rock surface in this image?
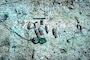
[0,0,90,60]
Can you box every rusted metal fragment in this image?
[38,27,44,35]
[32,49,35,60]
[52,28,58,38]
[27,22,31,30]
[60,49,67,53]
[40,20,43,25]
[33,18,46,20]
[33,22,38,28]
[34,29,40,37]
[45,25,48,33]
[76,24,82,31]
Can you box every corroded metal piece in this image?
[38,27,44,35]
[33,23,36,28]
[77,24,82,31]
[33,22,38,28]
[45,25,48,33]
[27,22,31,30]
[33,18,46,20]
[40,20,43,25]
[34,29,40,37]
[52,28,57,38]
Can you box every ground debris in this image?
[60,49,67,53]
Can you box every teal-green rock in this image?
[39,38,47,44]
[32,37,39,44]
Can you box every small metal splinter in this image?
[45,25,48,33]
[27,22,31,30]
[34,29,40,37]
[33,18,46,20]
[52,28,58,38]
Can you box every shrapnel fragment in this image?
[38,27,44,35]
[34,29,40,37]
[33,18,46,20]
[45,25,48,33]
[52,28,58,38]
[27,21,31,30]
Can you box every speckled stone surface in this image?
[0,0,90,60]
